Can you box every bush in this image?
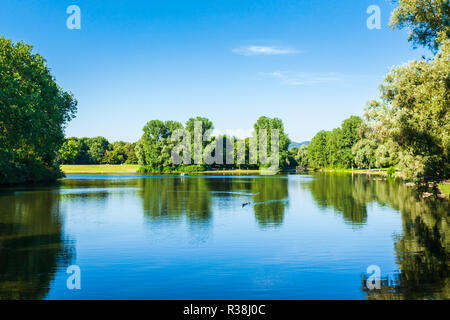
[387,166,396,177]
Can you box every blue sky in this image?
[0,0,427,142]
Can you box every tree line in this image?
[134,116,294,173]
[58,115,296,172]
[58,137,138,165]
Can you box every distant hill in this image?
[289,141,310,150]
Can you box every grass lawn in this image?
[61,164,140,174]
[319,168,388,176]
[439,183,450,196]
[61,165,263,175]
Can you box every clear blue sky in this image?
[0,0,426,142]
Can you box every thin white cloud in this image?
[232,46,298,56]
[261,71,343,86]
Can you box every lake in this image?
[0,173,448,300]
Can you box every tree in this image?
[352,139,377,169]
[326,128,343,166]
[340,116,363,167]
[86,137,110,164]
[136,120,183,171]
[295,145,310,169]
[253,116,291,169]
[185,116,214,164]
[308,131,330,167]
[390,0,450,53]
[125,143,138,164]
[363,40,450,182]
[59,139,80,164]
[0,37,77,184]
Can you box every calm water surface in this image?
[0,174,448,299]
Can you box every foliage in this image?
[57,137,138,165]
[307,116,363,168]
[363,40,450,183]
[390,0,450,53]
[254,116,291,169]
[295,145,310,169]
[136,120,184,172]
[0,37,77,184]
[58,139,80,164]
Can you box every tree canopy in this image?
[0,37,77,184]
[390,0,450,52]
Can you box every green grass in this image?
[318,167,388,175]
[61,164,140,174]
[439,183,450,196]
[61,165,263,174]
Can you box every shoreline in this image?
[59,165,450,197]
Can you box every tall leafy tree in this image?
[308,130,330,167]
[86,137,110,164]
[0,37,77,184]
[59,139,80,164]
[136,120,183,171]
[363,40,450,182]
[253,116,291,169]
[390,0,450,53]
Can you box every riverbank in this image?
[317,168,389,176]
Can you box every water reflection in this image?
[138,176,289,228]
[301,173,374,227]
[0,188,73,299]
[251,177,288,227]
[301,173,448,299]
[0,174,447,299]
[362,181,449,300]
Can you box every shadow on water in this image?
[0,189,74,300]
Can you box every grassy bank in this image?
[318,168,389,176]
[61,164,140,174]
[61,165,264,175]
[439,183,450,197]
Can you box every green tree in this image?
[295,145,310,169]
[340,116,363,167]
[58,139,80,164]
[0,37,77,184]
[253,116,291,169]
[352,139,377,169]
[308,130,330,167]
[136,120,183,171]
[86,137,110,164]
[364,40,450,182]
[390,0,450,53]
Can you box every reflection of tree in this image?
[304,173,448,299]
[364,184,449,300]
[139,177,212,225]
[303,174,374,227]
[251,177,288,228]
[0,188,73,300]
[138,176,289,228]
